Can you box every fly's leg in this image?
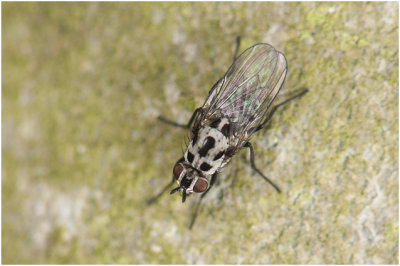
[232,36,241,62]
[244,142,281,193]
[205,37,242,98]
[159,37,240,129]
[188,172,218,230]
[158,107,202,129]
[146,176,175,205]
[146,157,184,205]
[246,89,308,192]
[256,88,309,132]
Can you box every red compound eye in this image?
[173,163,183,180]
[193,177,209,193]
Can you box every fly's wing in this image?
[199,44,287,143]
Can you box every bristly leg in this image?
[146,157,185,205]
[188,172,218,230]
[243,89,308,193]
[158,107,202,129]
[158,37,241,130]
[256,88,309,132]
[244,142,281,193]
[232,36,241,62]
[146,176,175,205]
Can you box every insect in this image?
[149,38,308,229]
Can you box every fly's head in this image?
[170,162,209,202]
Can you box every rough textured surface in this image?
[2,2,398,264]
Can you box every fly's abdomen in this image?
[185,118,231,175]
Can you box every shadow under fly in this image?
[148,37,308,229]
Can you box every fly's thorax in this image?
[185,118,231,175]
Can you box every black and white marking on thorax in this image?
[185,117,231,176]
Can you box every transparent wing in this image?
[198,43,287,143]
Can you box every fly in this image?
[148,37,308,229]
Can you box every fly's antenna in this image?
[169,186,186,203]
[182,189,187,203]
[170,186,187,203]
[170,186,181,195]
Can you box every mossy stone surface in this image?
[3,2,398,264]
